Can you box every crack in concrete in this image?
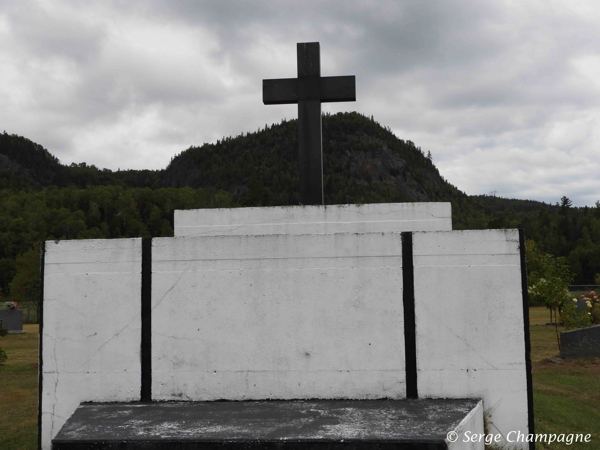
[77,318,138,369]
[51,299,86,317]
[61,264,189,380]
[421,303,499,370]
[151,265,190,311]
[48,334,59,439]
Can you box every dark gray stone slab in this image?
[53,399,480,450]
[0,309,24,333]
[561,324,600,358]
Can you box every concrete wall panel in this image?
[42,239,142,450]
[413,230,529,449]
[151,233,405,400]
[174,203,451,237]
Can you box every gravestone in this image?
[560,324,600,358]
[0,308,24,333]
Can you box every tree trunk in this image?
[553,308,561,352]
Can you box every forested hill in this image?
[1,112,600,286]
[0,132,163,190]
[165,112,463,205]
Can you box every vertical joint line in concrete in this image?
[402,232,418,399]
[518,229,536,449]
[141,238,152,402]
[38,241,45,450]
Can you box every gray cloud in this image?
[5,2,106,64]
[0,0,599,205]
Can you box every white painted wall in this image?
[151,232,406,400]
[413,230,529,450]
[41,218,531,449]
[174,202,452,237]
[449,400,485,450]
[42,239,142,450]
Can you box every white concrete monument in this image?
[41,203,534,450]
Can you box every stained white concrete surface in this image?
[413,230,529,450]
[42,214,531,450]
[151,232,405,400]
[174,202,452,237]
[42,239,142,450]
[449,400,485,450]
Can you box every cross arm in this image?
[263,78,299,105]
[320,76,356,103]
[263,75,356,104]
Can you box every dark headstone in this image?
[53,399,481,450]
[0,309,24,333]
[560,324,600,358]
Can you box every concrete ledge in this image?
[174,203,452,237]
[53,399,483,450]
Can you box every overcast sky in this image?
[1,1,599,206]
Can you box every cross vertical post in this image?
[297,43,323,205]
[263,42,356,205]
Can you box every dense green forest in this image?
[1,112,599,315]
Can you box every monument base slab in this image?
[52,399,483,450]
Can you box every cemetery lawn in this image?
[529,307,600,450]
[1,314,599,450]
[0,324,39,450]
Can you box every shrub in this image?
[0,347,6,364]
[526,240,573,350]
[562,300,593,330]
[526,241,573,312]
[0,326,7,337]
[562,291,600,329]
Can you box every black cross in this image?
[263,42,356,205]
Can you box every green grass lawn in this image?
[0,310,599,449]
[0,324,39,450]
[528,307,600,449]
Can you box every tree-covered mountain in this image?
[165,112,463,206]
[1,112,599,290]
[0,132,164,190]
